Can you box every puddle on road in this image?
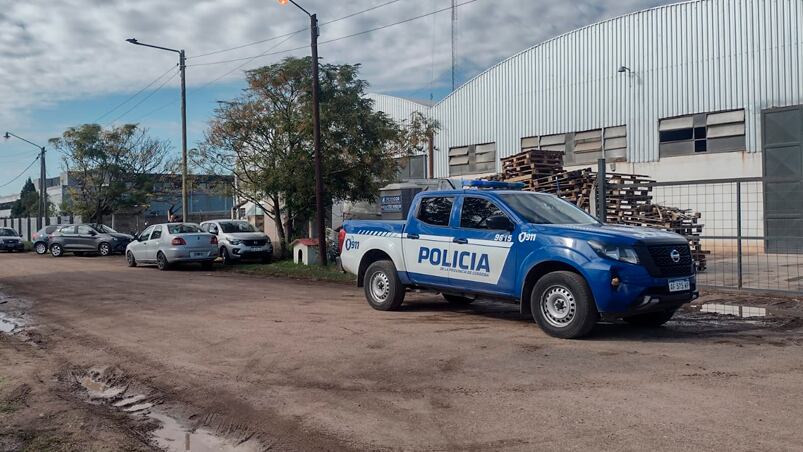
[0,312,21,333]
[700,303,768,318]
[78,373,260,452]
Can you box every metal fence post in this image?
[736,181,743,289]
[596,158,607,222]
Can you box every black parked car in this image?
[32,224,65,255]
[49,224,134,257]
[0,227,25,252]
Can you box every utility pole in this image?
[3,132,47,229]
[451,0,456,92]
[279,0,327,266]
[126,38,189,221]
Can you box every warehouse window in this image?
[521,126,626,165]
[659,109,745,158]
[448,143,496,176]
[396,155,427,180]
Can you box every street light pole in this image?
[126,38,189,222]
[3,132,47,230]
[279,0,327,265]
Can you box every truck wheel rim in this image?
[541,286,576,328]
[370,271,390,303]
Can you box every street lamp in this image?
[126,38,189,222]
[3,132,47,229]
[278,0,327,266]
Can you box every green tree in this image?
[49,124,169,223]
[10,178,39,218]
[195,57,435,255]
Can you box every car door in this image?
[75,225,98,251]
[58,226,80,250]
[402,195,456,288]
[144,226,163,262]
[451,195,518,296]
[129,226,153,262]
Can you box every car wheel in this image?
[98,242,112,257]
[35,242,47,255]
[363,260,405,311]
[157,252,170,271]
[443,294,475,305]
[126,251,137,267]
[531,271,598,339]
[221,247,233,265]
[624,309,677,327]
[50,243,63,257]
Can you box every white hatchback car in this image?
[126,223,218,270]
[200,219,273,264]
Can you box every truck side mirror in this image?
[487,215,514,231]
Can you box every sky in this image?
[0,0,675,195]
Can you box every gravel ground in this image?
[1,253,803,451]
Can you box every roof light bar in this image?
[464,180,525,190]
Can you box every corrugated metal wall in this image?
[365,93,430,124]
[396,0,803,177]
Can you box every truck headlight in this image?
[588,240,639,264]
[229,239,241,245]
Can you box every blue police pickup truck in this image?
[339,181,698,338]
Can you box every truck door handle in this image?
[407,233,419,240]
[453,238,468,244]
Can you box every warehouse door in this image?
[763,106,803,253]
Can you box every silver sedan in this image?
[125,223,219,270]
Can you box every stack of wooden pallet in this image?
[501,149,564,190]
[604,173,655,224]
[528,168,597,211]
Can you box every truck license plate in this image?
[668,279,690,292]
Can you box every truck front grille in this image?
[645,244,694,277]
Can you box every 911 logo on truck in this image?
[344,238,359,251]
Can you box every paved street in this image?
[2,253,803,451]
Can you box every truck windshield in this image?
[498,193,599,225]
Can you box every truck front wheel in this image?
[364,260,405,311]
[531,271,598,339]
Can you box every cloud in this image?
[0,0,675,127]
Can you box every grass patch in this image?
[0,402,15,414]
[228,259,356,284]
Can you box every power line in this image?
[189,0,405,60]
[188,0,481,68]
[106,69,180,125]
[0,156,40,189]
[132,30,301,124]
[93,64,178,123]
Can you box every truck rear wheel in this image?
[624,309,677,327]
[364,260,405,311]
[531,271,598,339]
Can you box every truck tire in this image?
[624,309,677,327]
[443,294,475,305]
[531,271,598,339]
[363,260,405,311]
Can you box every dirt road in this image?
[2,253,803,451]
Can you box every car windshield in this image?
[0,228,17,237]
[218,221,258,233]
[498,192,599,225]
[168,223,201,234]
[92,224,117,234]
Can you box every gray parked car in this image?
[0,227,25,252]
[49,224,134,257]
[126,223,218,270]
[200,219,273,264]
